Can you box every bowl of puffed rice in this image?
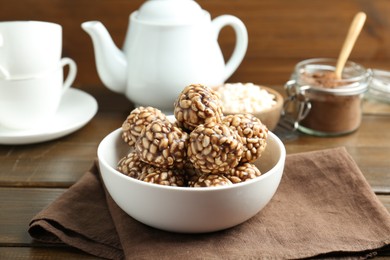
[214,83,284,130]
[98,84,286,234]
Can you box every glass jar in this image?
[284,58,372,136]
[365,69,390,103]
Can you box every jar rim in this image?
[293,58,371,96]
[365,69,390,102]
[370,69,390,92]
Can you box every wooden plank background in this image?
[0,1,390,258]
[0,0,389,194]
[0,0,389,87]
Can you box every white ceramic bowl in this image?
[222,86,284,131]
[98,127,286,233]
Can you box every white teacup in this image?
[0,58,77,129]
[0,21,62,79]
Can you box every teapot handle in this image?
[212,15,248,81]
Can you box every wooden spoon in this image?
[335,12,367,79]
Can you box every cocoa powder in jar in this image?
[288,59,371,136]
[299,92,362,134]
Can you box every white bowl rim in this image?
[98,128,286,192]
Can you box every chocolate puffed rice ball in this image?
[122,106,170,146]
[189,174,233,187]
[174,84,223,131]
[222,114,268,163]
[225,162,261,184]
[188,121,243,174]
[136,120,188,169]
[117,151,148,180]
[140,164,185,187]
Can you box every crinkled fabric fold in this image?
[29,148,390,259]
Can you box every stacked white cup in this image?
[0,21,77,129]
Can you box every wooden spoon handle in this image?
[335,12,367,79]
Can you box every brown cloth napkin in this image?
[29,147,390,259]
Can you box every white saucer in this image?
[0,88,98,145]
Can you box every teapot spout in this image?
[82,21,127,93]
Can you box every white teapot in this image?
[82,0,248,112]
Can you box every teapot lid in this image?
[135,0,205,24]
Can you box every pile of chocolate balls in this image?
[117,84,268,187]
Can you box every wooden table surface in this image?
[1,0,390,259]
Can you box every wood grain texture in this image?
[1,86,388,191]
[0,0,389,87]
[0,0,389,258]
[0,247,100,259]
[0,187,388,245]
